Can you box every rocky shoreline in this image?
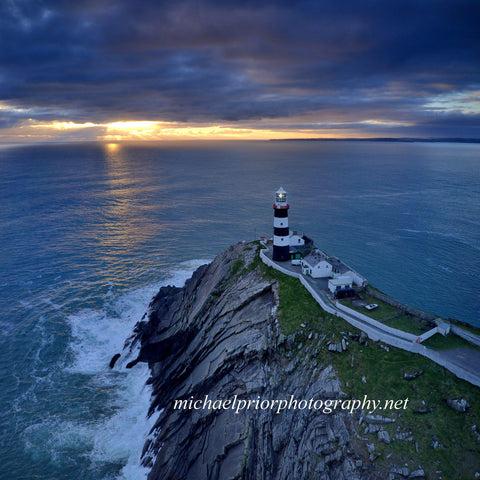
[116,242,479,480]
[120,243,378,479]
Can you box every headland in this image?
[116,240,480,480]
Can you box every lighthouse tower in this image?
[273,187,290,261]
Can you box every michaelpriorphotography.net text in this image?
[174,394,409,415]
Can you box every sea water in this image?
[0,140,479,479]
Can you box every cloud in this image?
[0,0,479,140]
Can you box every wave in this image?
[22,258,210,480]
[323,189,430,200]
[398,228,480,253]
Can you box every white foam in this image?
[89,363,159,479]
[398,228,480,252]
[24,374,158,476]
[66,307,139,375]
[60,258,211,479]
[66,259,210,375]
[23,417,95,465]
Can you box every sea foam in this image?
[27,259,210,479]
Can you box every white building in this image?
[336,268,366,287]
[301,251,332,278]
[301,249,368,288]
[328,276,353,294]
[289,232,305,247]
[436,321,451,336]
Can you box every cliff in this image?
[125,242,366,480]
[122,242,480,480]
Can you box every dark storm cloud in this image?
[0,0,479,135]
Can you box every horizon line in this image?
[1,136,480,147]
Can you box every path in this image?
[260,243,480,388]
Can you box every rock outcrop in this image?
[125,243,372,480]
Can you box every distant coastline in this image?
[2,137,480,147]
[271,137,480,143]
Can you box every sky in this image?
[0,0,479,143]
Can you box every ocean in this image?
[0,140,479,479]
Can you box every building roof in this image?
[326,256,349,274]
[302,250,351,273]
[328,277,353,286]
[302,250,328,268]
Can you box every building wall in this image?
[332,270,367,287]
[260,245,480,388]
[451,325,480,347]
[289,234,305,247]
[311,260,332,278]
[328,278,353,294]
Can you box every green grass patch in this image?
[245,243,263,272]
[423,332,480,352]
[230,258,244,276]
[340,296,430,336]
[341,294,399,321]
[333,335,480,480]
[386,315,429,336]
[259,262,329,335]
[253,256,480,479]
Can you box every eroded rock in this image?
[125,243,368,480]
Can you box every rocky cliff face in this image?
[126,243,370,480]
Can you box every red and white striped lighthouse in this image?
[273,187,290,261]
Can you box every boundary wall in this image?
[259,245,480,388]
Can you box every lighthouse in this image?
[273,187,290,261]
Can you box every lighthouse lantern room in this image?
[273,187,290,261]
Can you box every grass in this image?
[253,254,480,480]
[340,295,431,337]
[230,258,244,276]
[423,332,480,352]
[386,315,429,336]
[258,261,329,336]
[340,294,400,320]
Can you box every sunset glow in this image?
[0,1,478,144]
[1,119,383,143]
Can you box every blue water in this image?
[0,140,479,479]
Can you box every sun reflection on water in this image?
[97,143,168,264]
